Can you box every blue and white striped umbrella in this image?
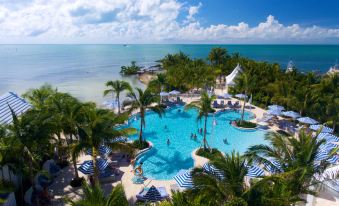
[315,151,329,161]
[235,94,247,99]
[222,93,233,99]
[169,90,181,95]
[78,158,109,175]
[281,111,300,119]
[111,136,128,143]
[319,143,338,152]
[327,155,339,164]
[268,105,284,111]
[160,92,169,97]
[310,125,334,133]
[173,169,193,188]
[86,145,112,156]
[247,165,264,177]
[102,100,118,109]
[264,159,283,174]
[297,117,318,125]
[317,133,339,143]
[203,163,225,180]
[268,109,282,116]
[141,185,162,202]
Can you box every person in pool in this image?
[167,138,170,145]
[134,162,144,176]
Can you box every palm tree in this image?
[23,84,56,110]
[235,72,252,122]
[189,151,248,205]
[208,47,227,66]
[75,106,136,182]
[66,183,128,206]
[104,80,132,114]
[185,92,215,150]
[127,88,164,143]
[244,131,336,201]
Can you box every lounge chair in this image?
[227,101,233,108]
[99,167,115,183]
[136,185,169,202]
[234,101,240,108]
[212,100,219,108]
[220,100,225,108]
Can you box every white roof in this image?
[226,63,243,86]
[0,92,32,124]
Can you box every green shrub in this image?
[196,148,223,161]
[235,120,257,128]
[132,140,149,150]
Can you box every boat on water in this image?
[327,61,339,74]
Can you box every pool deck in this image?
[50,89,338,205]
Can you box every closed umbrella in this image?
[297,117,318,125]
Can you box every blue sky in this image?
[184,0,339,28]
[0,0,338,44]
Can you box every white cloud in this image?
[186,2,202,22]
[0,0,338,43]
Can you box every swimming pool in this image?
[127,106,267,180]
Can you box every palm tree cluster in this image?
[160,132,336,206]
[157,48,338,132]
[0,84,136,202]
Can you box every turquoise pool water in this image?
[127,106,267,180]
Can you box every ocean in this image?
[0,44,338,104]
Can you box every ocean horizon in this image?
[1,44,338,104]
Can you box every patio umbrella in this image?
[297,117,318,125]
[281,111,300,119]
[169,90,180,95]
[268,105,284,111]
[327,155,339,164]
[319,143,338,152]
[78,158,109,175]
[267,109,282,116]
[86,145,112,156]
[310,124,334,133]
[173,169,193,188]
[142,185,162,202]
[317,133,339,143]
[203,163,225,180]
[111,136,128,143]
[159,92,169,97]
[263,159,283,174]
[247,165,264,177]
[102,100,118,109]
[315,151,329,161]
[235,94,247,99]
[222,93,233,99]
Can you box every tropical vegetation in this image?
[120,61,142,75]
[104,80,132,114]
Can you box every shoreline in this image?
[137,72,157,85]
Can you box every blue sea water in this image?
[128,106,266,180]
[0,44,338,103]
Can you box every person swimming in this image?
[164,125,168,129]
[223,138,229,145]
[190,133,193,139]
[134,162,144,177]
[193,134,197,141]
[167,138,170,145]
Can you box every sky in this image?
[0,0,339,44]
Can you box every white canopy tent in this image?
[225,63,243,92]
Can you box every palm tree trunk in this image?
[241,96,246,123]
[92,147,99,183]
[139,118,143,143]
[117,95,120,114]
[203,115,208,150]
[28,157,34,184]
[72,154,79,179]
